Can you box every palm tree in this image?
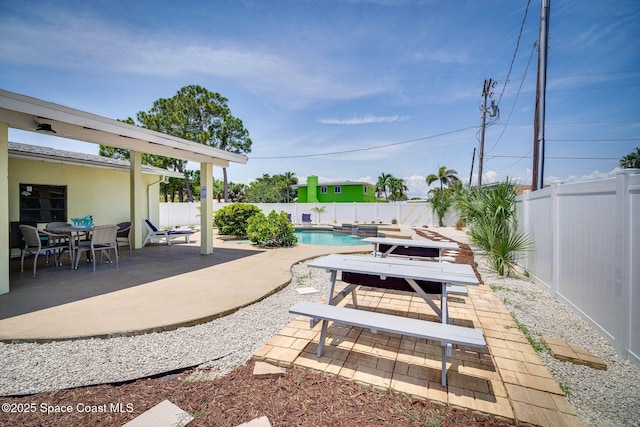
[428,188,451,226]
[376,173,393,200]
[457,179,533,276]
[426,166,459,191]
[277,171,298,202]
[311,206,326,223]
[389,177,409,201]
[620,147,640,169]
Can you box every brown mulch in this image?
[415,228,482,283]
[1,230,511,426]
[1,361,513,427]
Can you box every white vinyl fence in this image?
[160,201,459,229]
[160,175,639,367]
[516,170,640,366]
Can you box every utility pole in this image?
[533,0,550,190]
[469,147,476,187]
[478,78,495,187]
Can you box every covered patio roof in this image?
[0,89,248,167]
[0,89,249,295]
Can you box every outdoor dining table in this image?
[53,225,94,269]
[361,236,459,262]
[307,253,479,326]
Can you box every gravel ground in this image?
[0,262,334,397]
[1,227,639,426]
[434,227,640,427]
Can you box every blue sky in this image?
[1,0,638,198]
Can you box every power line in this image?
[548,84,640,92]
[250,126,479,160]
[490,149,532,171]
[546,138,639,142]
[496,0,532,105]
[491,120,640,126]
[493,70,640,89]
[487,44,536,155]
[487,154,620,160]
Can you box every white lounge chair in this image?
[142,219,194,247]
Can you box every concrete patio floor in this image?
[0,230,584,426]
[0,232,367,341]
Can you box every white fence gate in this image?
[516,170,639,366]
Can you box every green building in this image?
[297,175,377,203]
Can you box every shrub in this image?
[428,187,452,226]
[213,203,262,237]
[456,179,532,276]
[247,210,298,247]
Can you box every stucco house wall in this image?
[297,175,376,203]
[8,158,160,227]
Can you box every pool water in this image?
[294,230,370,246]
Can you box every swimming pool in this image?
[294,230,370,246]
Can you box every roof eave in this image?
[0,90,249,167]
[9,150,184,178]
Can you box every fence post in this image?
[551,182,560,299]
[616,170,633,359]
[520,190,530,272]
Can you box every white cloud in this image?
[403,174,429,199]
[320,115,410,125]
[468,170,501,186]
[560,168,621,184]
[0,11,390,108]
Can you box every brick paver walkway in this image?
[254,281,584,426]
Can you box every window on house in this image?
[19,184,67,223]
[320,186,328,194]
[334,186,341,194]
[364,186,369,193]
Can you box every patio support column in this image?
[130,150,144,249]
[200,162,214,255]
[0,123,9,294]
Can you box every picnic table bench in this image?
[289,301,486,386]
[291,254,484,386]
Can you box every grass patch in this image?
[559,381,574,398]
[490,284,524,295]
[294,270,313,284]
[511,314,546,353]
[395,393,442,426]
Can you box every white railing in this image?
[516,170,640,366]
[160,201,459,228]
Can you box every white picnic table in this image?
[293,253,484,386]
[307,254,478,325]
[361,236,459,261]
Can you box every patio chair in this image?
[45,222,73,246]
[74,224,119,271]
[116,221,132,258]
[19,225,70,275]
[142,219,194,247]
[301,213,312,226]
